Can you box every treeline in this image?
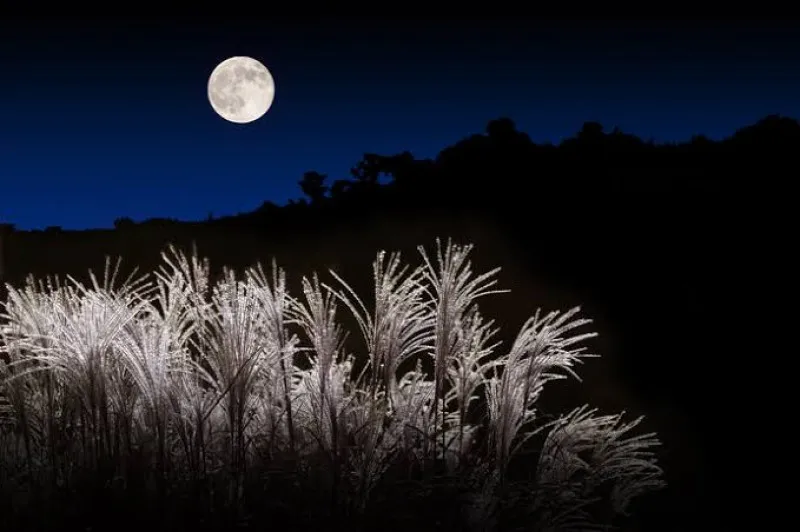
[14,114,785,236]
[255,113,786,221]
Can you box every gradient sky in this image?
[2,17,799,230]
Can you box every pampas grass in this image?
[0,239,664,531]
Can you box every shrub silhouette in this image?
[0,240,664,531]
[114,217,136,230]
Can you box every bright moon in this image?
[207,56,275,124]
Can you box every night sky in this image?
[2,17,799,230]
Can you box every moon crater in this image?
[207,56,274,124]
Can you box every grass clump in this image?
[0,239,664,531]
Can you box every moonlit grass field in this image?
[0,240,664,530]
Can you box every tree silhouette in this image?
[350,153,386,185]
[114,217,135,229]
[329,179,352,201]
[578,121,604,140]
[298,171,329,204]
[485,116,518,139]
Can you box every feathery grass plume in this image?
[0,277,65,484]
[289,275,347,451]
[0,259,149,496]
[327,249,434,411]
[288,273,353,515]
[197,265,282,511]
[443,308,501,467]
[485,307,598,475]
[325,250,436,509]
[245,260,300,456]
[155,245,219,480]
[6,279,146,470]
[528,406,665,530]
[0,240,665,531]
[114,257,199,485]
[418,238,508,462]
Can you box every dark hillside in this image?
[0,116,777,529]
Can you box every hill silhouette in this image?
[0,115,777,529]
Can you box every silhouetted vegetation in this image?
[114,217,135,230]
[0,115,781,530]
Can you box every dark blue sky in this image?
[2,18,799,230]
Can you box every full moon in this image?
[207,56,275,124]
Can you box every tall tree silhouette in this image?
[298,171,329,204]
[350,153,385,185]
